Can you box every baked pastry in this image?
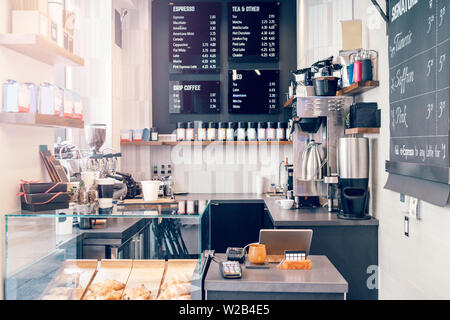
[123,285,152,300]
[161,273,191,290]
[85,280,126,300]
[49,287,74,297]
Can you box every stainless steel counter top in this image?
[205,254,348,294]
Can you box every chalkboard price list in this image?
[389,0,450,167]
[228,70,279,114]
[228,2,280,62]
[169,81,221,114]
[169,2,221,73]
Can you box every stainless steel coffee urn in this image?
[337,137,370,220]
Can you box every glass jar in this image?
[218,122,228,141]
[226,122,236,141]
[266,122,276,141]
[177,122,186,141]
[186,122,195,141]
[198,122,207,141]
[237,122,247,141]
[257,122,267,141]
[207,122,217,141]
[150,128,159,141]
[247,122,257,141]
[276,122,286,141]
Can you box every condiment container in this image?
[120,129,133,142]
[177,122,186,141]
[258,122,267,141]
[361,49,374,82]
[63,89,74,118]
[353,52,363,83]
[226,122,236,141]
[276,122,286,141]
[237,122,247,141]
[186,122,195,141]
[247,122,257,141]
[266,122,276,141]
[133,129,144,142]
[38,83,55,115]
[218,122,228,141]
[54,86,64,116]
[198,122,207,141]
[151,128,159,141]
[207,122,217,141]
[72,91,83,120]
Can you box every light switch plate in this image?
[409,197,420,220]
[404,216,409,237]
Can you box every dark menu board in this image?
[169,81,220,114]
[389,0,450,167]
[169,2,221,73]
[228,70,279,114]
[228,2,280,62]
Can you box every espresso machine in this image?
[292,96,353,211]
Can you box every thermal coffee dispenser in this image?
[337,137,370,220]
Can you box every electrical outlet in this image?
[400,194,410,213]
[404,216,409,237]
[409,197,420,220]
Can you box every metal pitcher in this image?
[301,140,323,181]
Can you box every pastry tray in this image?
[124,260,166,300]
[40,260,98,300]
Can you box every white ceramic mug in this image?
[277,199,294,210]
[141,181,162,201]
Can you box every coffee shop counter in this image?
[205,254,348,300]
[174,193,379,227]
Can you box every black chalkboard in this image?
[169,2,221,73]
[228,2,280,63]
[169,80,221,113]
[389,0,450,167]
[228,70,279,114]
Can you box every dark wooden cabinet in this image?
[209,202,268,253]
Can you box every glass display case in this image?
[5,201,210,300]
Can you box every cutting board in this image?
[120,198,177,205]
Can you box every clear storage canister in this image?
[226,122,236,141]
[276,122,287,141]
[237,122,247,141]
[218,122,228,141]
[186,122,195,141]
[198,122,207,141]
[247,122,257,141]
[207,122,217,141]
[258,122,267,141]
[266,122,276,141]
[177,122,186,141]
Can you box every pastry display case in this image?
[4,201,210,300]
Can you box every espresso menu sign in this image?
[228,2,280,62]
[228,70,279,114]
[169,81,220,114]
[169,2,221,73]
[389,0,450,167]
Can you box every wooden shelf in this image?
[0,34,84,67]
[336,81,379,96]
[0,113,84,129]
[121,140,293,147]
[345,127,380,135]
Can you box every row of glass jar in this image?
[176,121,290,142]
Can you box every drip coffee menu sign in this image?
[229,70,279,114]
[228,2,280,62]
[169,81,220,114]
[169,2,221,73]
[388,0,450,167]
